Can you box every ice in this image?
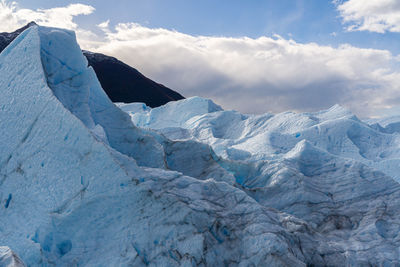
[127,97,400,265]
[38,27,168,169]
[115,102,151,114]
[0,247,25,267]
[129,96,223,129]
[0,25,307,266]
[129,97,400,181]
[2,24,400,266]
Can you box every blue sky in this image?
[1,0,400,117]
[14,0,399,53]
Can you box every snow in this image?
[1,24,400,266]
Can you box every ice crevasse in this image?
[0,25,400,266]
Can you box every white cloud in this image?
[98,20,110,30]
[336,0,400,33]
[0,0,94,32]
[87,22,400,117]
[1,1,400,117]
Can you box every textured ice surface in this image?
[130,99,400,182]
[128,98,400,265]
[2,25,400,266]
[0,247,25,267]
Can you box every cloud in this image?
[1,1,400,117]
[0,0,94,32]
[336,0,400,33]
[86,22,400,117]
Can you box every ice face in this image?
[2,25,400,266]
[0,26,145,264]
[37,27,167,169]
[0,247,26,267]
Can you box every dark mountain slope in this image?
[0,22,184,107]
[0,22,36,51]
[84,51,184,107]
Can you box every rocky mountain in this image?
[83,51,184,107]
[0,22,184,108]
[1,24,400,266]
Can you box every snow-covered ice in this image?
[1,25,400,266]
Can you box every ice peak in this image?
[167,96,223,113]
[284,139,331,162]
[313,103,358,122]
[2,25,166,168]
[327,104,350,114]
[130,96,224,129]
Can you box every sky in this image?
[1,0,400,118]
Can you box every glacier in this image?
[0,247,25,267]
[1,24,400,266]
[129,98,400,182]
